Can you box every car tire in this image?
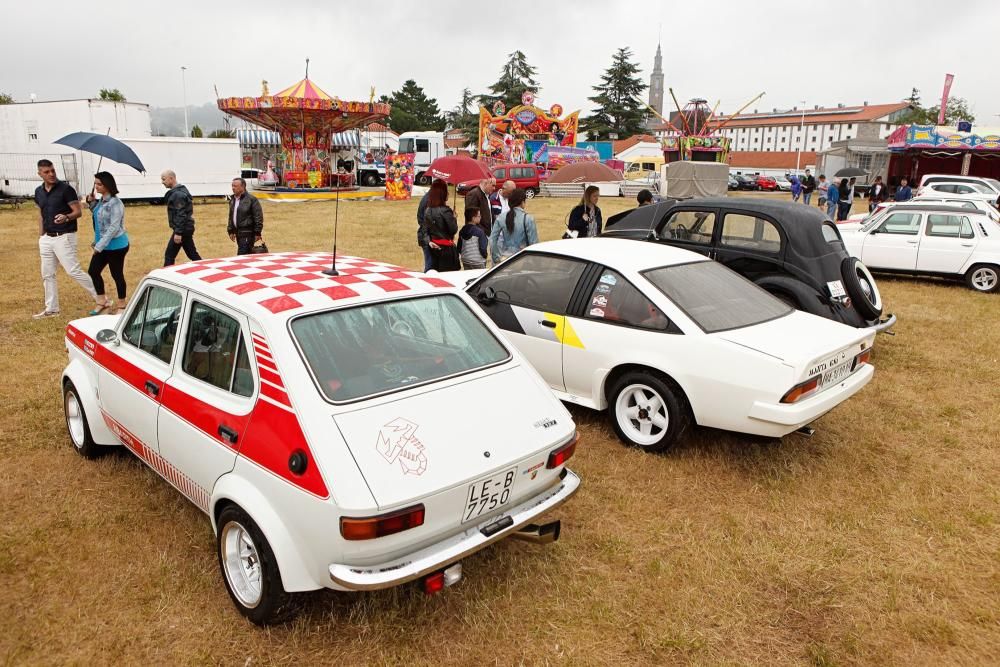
[525,188,537,199]
[841,257,883,320]
[608,371,690,452]
[361,173,378,187]
[217,505,299,626]
[63,379,102,459]
[415,172,430,186]
[965,263,1000,293]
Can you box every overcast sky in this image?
[4,0,998,124]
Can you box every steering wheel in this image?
[390,319,415,337]
[672,223,689,240]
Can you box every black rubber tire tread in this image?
[216,505,300,626]
[840,256,882,320]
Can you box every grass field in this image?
[1,192,998,665]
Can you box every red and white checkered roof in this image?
[156,252,453,317]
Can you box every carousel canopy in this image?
[218,77,390,135]
[235,128,281,145]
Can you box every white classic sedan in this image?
[62,252,580,624]
[451,239,876,452]
[840,204,1000,293]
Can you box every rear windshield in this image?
[821,222,844,244]
[291,294,510,402]
[643,261,791,333]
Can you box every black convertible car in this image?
[603,198,895,331]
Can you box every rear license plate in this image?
[463,466,517,523]
[822,361,852,386]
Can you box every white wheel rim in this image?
[525,189,535,199]
[65,391,85,449]
[221,521,263,608]
[972,267,997,291]
[615,383,668,447]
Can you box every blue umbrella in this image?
[53,132,146,173]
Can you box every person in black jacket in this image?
[425,182,459,271]
[227,177,264,254]
[800,169,817,205]
[567,185,602,237]
[160,170,203,266]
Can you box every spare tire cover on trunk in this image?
[841,257,883,320]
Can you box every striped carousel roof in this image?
[235,128,281,145]
[273,78,335,101]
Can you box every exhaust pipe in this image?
[510,520,561,544]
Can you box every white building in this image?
[654,102,912,155]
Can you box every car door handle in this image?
[144,380,159,397]
[906,240,918,244]
[218,425,239,444]
[538,320,557,329]
[961,243,974,247]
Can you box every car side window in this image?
[182,302,253,397]
[586,269,670,331]
[721,214,782,253]
[121,285,183,364]
[475,253,586,314]
[926,214,975,239]
[659,210,717,244]
[877,213,921,235]
[493,169,505,180]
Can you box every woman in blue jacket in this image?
[86,172,130,314]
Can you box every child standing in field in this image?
[458,208,488,270]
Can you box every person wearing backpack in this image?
[490,188,538,264]
[458,208,488,270]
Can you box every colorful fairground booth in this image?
[218,73,390,193]
[660,99,731,163]
[887,124,1000,184]
[477,92,580,166]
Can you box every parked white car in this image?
[918,173,1000,195]
[450,239,876,452]
[61,253,580,624]
[847,196,1000,225]
[775,176,792,192]
[840,206,1000,292]
[918,181,999,203]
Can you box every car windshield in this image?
[291,294,510,402]
[984,178,1000,192]
[969,183,994,194]
[643,261,792,333]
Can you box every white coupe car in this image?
[452,239,876,452]
[62,253,580,624]
[840,205,1000,293]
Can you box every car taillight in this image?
[546,433,578,469]
[340,504,425,541]
[781,376,821,404]
[853,349,871,369]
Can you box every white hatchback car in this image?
[840,206,1000,293]
[61,252,580,624]
[452,239,876,452]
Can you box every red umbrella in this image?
[426,155,491,185]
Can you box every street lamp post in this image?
[795,100,806,174]
[181,66,189,137]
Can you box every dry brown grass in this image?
[1,192,998,666]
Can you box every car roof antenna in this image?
[322,188,341,276]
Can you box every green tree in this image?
[0,92,14,104]
[98,88,126,102]
[380,80,445,134]
[896,88,975,125]
[581,47,648,141]
[190,124,203,138]
[480,51,541,110]
[445,87,479,143]
[208,129,234,138]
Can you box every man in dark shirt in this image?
[464,178,496,238]
[894,178,913,202]
[33,159,99,318]
[161,169,203,266]
[800,169,817,205]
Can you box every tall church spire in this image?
[647,39,665,126]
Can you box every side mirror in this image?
[96,329,119,346]
[477,286,497,305]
